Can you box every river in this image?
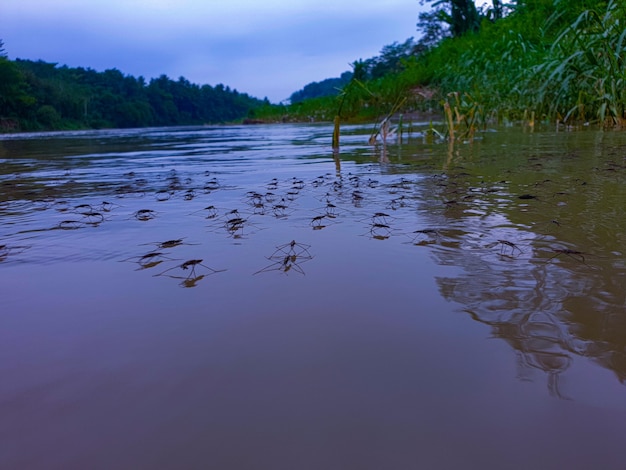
[1,123,625,469]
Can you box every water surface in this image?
[1,124,625,469]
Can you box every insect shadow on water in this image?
[271,201,292,218]
[263,191,279,203]
[0,243,30,262]
[57,219,87,230]
[532,219,562,234]
[486,239,524,258]
[544,247,588,264]
[183,189,196,201]
[97,201,120,212]
[368,223,393,240]
[209,209,262,239]
[122,251,176,270]
[155,190,172,201]
[254,240,313,275]
[307,202,341,230]
[409,228,440,246]
[284,189,300,202]
[141,238,197,250]
[365,177,380,189]
[351,190,365,207]
[154,259,226,287]
[364,212,395,226]
[225,215,249,238]
[203,178,221,192]
[387,195,413,211]
[266,178,279,191]
[114,184,145,199]
[348,175,361,188]
[251,202,267,215]
[133,209,157,221]
[309,214,331,231]
[290,178,306,190]
[311,174,334,188]
[72,205,106,226]
[361,213,396,240]
[53,200,72,212]
[330,180,345,196]
[388,177,415,194]
[246,191,264,202]
[81,211,105,226]
[73,203,94,213]
[245,191,267,215]
[190,205,219,219]
[318,202,340,218]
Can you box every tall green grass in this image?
[535,0,626,126]
[258,0,626,130]
[412,0,626,127]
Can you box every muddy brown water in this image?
[1,124,625,469]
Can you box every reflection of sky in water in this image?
[1,124,626,469]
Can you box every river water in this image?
[1,123,625,469]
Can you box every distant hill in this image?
[288,38,420,105]
[0,56,268,132]
[289,71,353,104]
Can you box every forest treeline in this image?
[289,72,353,104]
[0,50,268,132]
[261,0,626,129]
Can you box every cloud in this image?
[1,0,421,102]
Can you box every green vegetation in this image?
[0,46,267,132]
[259,0,626,130]
[415,0,626,128]
[2,0,625,132]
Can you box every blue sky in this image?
[1,0,424,103]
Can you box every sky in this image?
[1,0,425,103]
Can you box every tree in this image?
[416,0,506,47]
[289,72,353,103]
[449,0,481,36]
[489,0,504,20]
[367,38,419,79]
[416,8,451,49]
[1,57,266,131]
[347,38,421,82]
[0,51,34,121]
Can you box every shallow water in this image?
[1,123,625,469]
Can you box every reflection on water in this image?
[409,131,626,396]
[1,124,626,469]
